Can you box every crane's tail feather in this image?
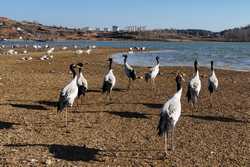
[186,85,192,103]
[187,85,199,104]
[130,70,137,80]
[102,81,112,93]
[157,111,172,137]
[57,93,68,112]
[144,73,150,82]
[208,82,214,94]
[78,85,87,97]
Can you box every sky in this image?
[0,0,250,32]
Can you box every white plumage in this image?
[62,46,68,50]
[60,77,78,106]
[102,58,116,99]
[76,63,88,103]
[86,49,92,55]
[145,56,160,88]
[158,73,184,154]
[57,64,79,127]
[208,61,218,94]
[75,49,84,55]
[124,62,133,76]
[104,70,116,89]
[123,54,136,89]
[187,60,201,105]
[77,71,88,91]
[47,48,55,55]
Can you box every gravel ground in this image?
[0,48,249,166]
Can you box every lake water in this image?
[1,40,250,71]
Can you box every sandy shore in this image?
[0,47,249,166]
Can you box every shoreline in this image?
[3,38,250,43]
[111,50,250,72]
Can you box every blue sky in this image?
[0,0,249,31]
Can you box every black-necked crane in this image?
[157,73,185,155]
[102,58,116,101]
[123,54,136,89]
[208,61,218,106]
[57,63,80,127]
[186,59,201,112]
[145,56,160,89]
[76,63,88,105]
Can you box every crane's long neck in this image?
[176,86,182,99]
[211,62,214,72]
[195,64,198,73]
[79,67,83,75]
[123,57,127,64]
[177,81,182,92]
[70,67,76,78]
[156,59,159,65]
[109,60,112,70]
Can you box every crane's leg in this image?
[75,99,80,112]
[165,132,168,156]
[150,79,153,90]
[76,99,79,112]
[152,79,156,90]
[77,100,81,112]
[171,128,175,151]
[65,107,68,127]
[105,92,112,104]
[84,112,91,127]
[196,96,200,112]
[109,92,112,102]
[197,103,200,112]
[81,96,83,105]
[210,93,213,108]
[108,93,111,102]
[191,102,194,116]
[128,78,131,90]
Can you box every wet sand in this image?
[0,47,249,166]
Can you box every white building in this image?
[82,27,95,32]
[126,26,146,32]
[95,27,101,32]
[104,27,110,32]
[112,26,119,32]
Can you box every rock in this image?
[46,159,53,165]
[31,158,38,163]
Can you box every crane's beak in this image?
[181,73,186,81]
[177,72,186,82]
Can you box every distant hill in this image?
[97,29,223,42]
[98,26,250,42]
[1,17,250,42]
[0,17,97,40]
[220,25,250,42]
